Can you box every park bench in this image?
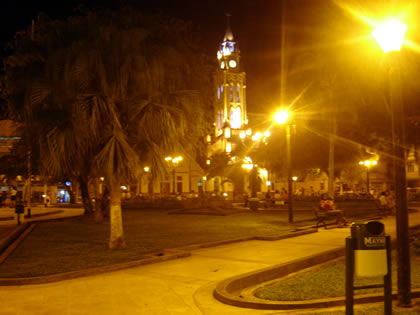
[375,200,392,217]
[313,208,344,229]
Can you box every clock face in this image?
[220,61,225,69]
[229,59,237,68]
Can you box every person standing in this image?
[44,192,51,207]
[10,186,17,208]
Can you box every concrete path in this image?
[0,206,84,227]
[0,211,419,314]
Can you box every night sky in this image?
[1,1,418,113]
[0,1,338,108]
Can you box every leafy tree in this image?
[2,7,213,249]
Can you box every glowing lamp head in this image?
[241,164,254,170]
[360,160,378,167]
[274,109,290,124]
[252,132,262,141]
[292,176,298,181]
[372,20,407,53]
[173,156,183,164]
[144,166,150,172]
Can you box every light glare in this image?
[372,20,407,53]
[274,109,289,124]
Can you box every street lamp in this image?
[274,108,294,223]
[372,19,411,307]
[165,156,183,194]
[359,160,377,196]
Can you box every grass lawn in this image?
[0,208,317,278]
[255,246,420,301]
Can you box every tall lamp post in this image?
[372,19,411,307]
[359,160,377,196]
[165,156,183,194]
[274,109,294,223]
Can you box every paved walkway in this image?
[0,210,419,314]
[0,205,84,227]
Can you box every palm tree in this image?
[3,8,214,249]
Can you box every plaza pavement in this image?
[0,208,419,314]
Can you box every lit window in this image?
[230,85,233,101]
[230,106,241,129]
[226,142,232,153]
[236,84,240,102]
[217,87,220,99]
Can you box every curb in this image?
[176,228,318,251]
[214,247,345,310]
[0,223,34,264]
[213,224,420,310]
[0,226,317,286]
[0,250,191,286]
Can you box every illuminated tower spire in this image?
[224,13,234,41]
[214,14,248,135]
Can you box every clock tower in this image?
[210,14,248,155]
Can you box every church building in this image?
[206,17,269,196]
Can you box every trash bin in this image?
[351,221,387,277]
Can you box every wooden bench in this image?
[314,208,344,229]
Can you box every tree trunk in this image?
[94,178,104,223]
[78,176,93,215]
[109,181,126,249]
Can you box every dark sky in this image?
[2,0,414,113]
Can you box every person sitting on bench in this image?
[320,193,347,227]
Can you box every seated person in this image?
[281,189,289,203]
[319,193,347,227]
[385,190,396,214]
[378,192,389,208]
[264,191,274,207]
